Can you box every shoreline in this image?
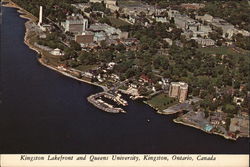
[173,119,238,141]
[3,1,108,92]
[4,0,248,141]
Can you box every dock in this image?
[87,92,128,113]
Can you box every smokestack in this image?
[38,6,42,26]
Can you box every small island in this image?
[3,0,249,140]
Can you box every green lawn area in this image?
[42,51,62,66]
[147,93,178,111]
[198,46,249,56]
[75,64,97,72]
[118,0,142,7]
[107,16,130,27]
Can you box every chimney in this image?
[38,6,43,26]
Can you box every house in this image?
[233,97,244,106]
[140,74,152,83]
[163,38,173,46]
[107,62,116,70]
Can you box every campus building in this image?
[61,14,88,33]
[169,82,188,103]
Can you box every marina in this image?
[87,92,128,113]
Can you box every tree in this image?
[225,118,231,131]
[99,17,111,25]
[70,40,81,51]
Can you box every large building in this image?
[89,23,128,40]
[169,82,188,103]
[75,31,94,46]
[61,14,88,34]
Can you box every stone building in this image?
[61,14,88,34]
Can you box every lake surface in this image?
[0,7,249,154]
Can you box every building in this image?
[179,83,189,103]
[192,37,215,47]
[121,4,156,17]
[195,14,214,23]
[163,38,173,46]
[93,31,107,42]
[104,0,117,5]
[106,4,120,12]
[75,31,94,46]
[233,97,244,106]
[174,15,197,30]
[169,82,188,103]
[152,15,168,23]
[61,14,88,34]
[103,0,119,12]
[89,0,103,3]
[50,48,64,56]
[90,23,128,40]
[180,3,205,10]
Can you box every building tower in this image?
[169,82,188,103]
[169,82,180,98]
[83,19,88,31]
[38,6,43,26]
[179,82,188,103]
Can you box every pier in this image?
[87,92,128,113]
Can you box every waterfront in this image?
[0,7,249,154]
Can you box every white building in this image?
[50,48,64,56]
[89,0,103,3]
[152,15,168,23]
[104,0,117,6]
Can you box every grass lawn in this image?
[42,51,61,66]
[75,64,97,72]
[147,93,178,111]
[118,0,142,7]
[107,16,130,27]
[198,46,249,56]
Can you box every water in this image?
[0,7,249,154]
